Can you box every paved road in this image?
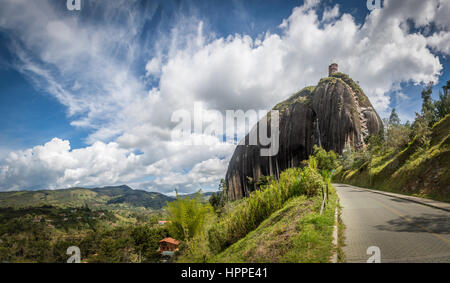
[334,184,450,263]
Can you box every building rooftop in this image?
[160,237,180,245]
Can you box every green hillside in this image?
[334,114,450,202]
[212,190,338,263]
[0,185,175,210]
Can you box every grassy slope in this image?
[211,186,338,263]
[334,114,450,202]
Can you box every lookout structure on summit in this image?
[329,63,338,76]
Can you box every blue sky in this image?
[0,0,301,150]
[0,0,449,193]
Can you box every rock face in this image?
[225,72,383,200]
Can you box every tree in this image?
[412,82,435,148]
[421,83,434,113]
[389,108,401,126]
[413,112,432,148]
[435,80,450,121]
[209,179,228,211]
[421,82,436,126]
[384,110,411,152]
[165,191,213,241]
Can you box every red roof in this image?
[160,237,180,245]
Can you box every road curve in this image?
[334,184,450,263]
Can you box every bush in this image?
[310,145,338,172]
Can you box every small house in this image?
[159,237,180,253]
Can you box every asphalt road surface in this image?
[334,184,450,263]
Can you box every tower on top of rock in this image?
[329,63,338,76]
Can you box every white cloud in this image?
[150,0,442,118]
[0,138,143,191]
[322,5,340,22]
[0,0,448,193]
[428,31,450,55]
[137,157,230,194]
[145,57,162,78]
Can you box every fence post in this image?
[320,184,326,215]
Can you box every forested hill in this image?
[0,185,175,209]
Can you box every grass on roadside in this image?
[336,203,346,263]
[211,185,339,263]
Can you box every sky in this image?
[0,0,450,194]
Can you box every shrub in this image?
[311,145,338,171]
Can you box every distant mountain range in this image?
[0,185,214,210]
